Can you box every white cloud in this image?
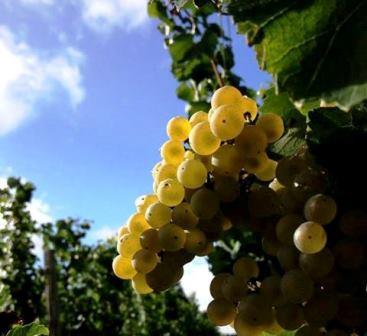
[80,0,148,32]
[19,0,54,5]
[89,225,117,240]
[0,26,85,135]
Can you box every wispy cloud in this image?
[18,0,54,5]
[89,225,117,241]
[0,26,85,135]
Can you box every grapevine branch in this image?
[211,59,225,87]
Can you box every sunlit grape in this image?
[304,194,337,225]
[160,140,185,166]
[158,223,186,251]
[132,273,153,294]
[235,125,267,157]
[189,111,208,127]
[255,159,277,181]
[132,249,158,274]
[177,159,207,189]
[155,162,177,184]
[145,202,172,229]
[211,85,243,109]
[240,95,258,121]
[171,202,198,229]
[135,194,158,215]
[127,213,151,234]
[118,226,129,238]
[166,116,191,141]
[112,255,137,280]
[157,178,185,207]
[189,121,221,155]
[211,144,244,176]
[117,233,141,258]
[206,299,236,326]
[257,113,284,143]
[293,221,327,254]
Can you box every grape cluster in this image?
[112,86,366,335]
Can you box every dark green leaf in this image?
[169,34,194,62]
[185,101,210,116]
[174,0,190,10]
[6,323,49,336]
[147,1,172,26]
[270,127,306,157]
[176,82,196,101]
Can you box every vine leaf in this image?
[229,0,367,111]
[6,323,49,336]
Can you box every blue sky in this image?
[0,0,270,317]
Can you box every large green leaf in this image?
[6,323,49,336]
[229,0,367,111]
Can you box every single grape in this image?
[157,178,185,207]
[280,269,314,304]
[206,299,237,326]
[276,214,303,246]
[276,245,299,271]
[184,228,207,254]
[293,221,327,254]
[177,158,207,189]
[275,303,304,330]
[135,194,158,215]
[118,225,129,238]
[276,156,307,188]
[211,85,243,109]
[145,202,172,229]
[211,144,244,176]
[210,273,231,299]
[299,248,334,279]
[243,152,269,174]
[255,159,278,181]
[155,162,177,184]
[304,194,337,225]
[235,125,267,157]
[237,294,273,326]
[117,233,141,258]
[303,295,338,327]
[127,213,151,234]
[166,116,191,141]
[190,188,220,219]
[184,150,195,160]
[146,261,183,292]
[171,202,198,229]
[240,95,258,121]
[195,241,213,256]
[152,161,162,180]
[132,249,159,274]
[222,275,248,303]
[257,113,284,143]
[160,140,185,166]
[132,273,153,294]
[260,275,284,306]
[233,256,259,280]
[189,111,208,127]
[189,121,221,155]
[112,255,137,280]
[158,223,186,251]
[140,228,161,253]
[234,312,264,336]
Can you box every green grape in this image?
[238,294,273,326]
[166,116,191,141]
[190,188,220,219]
[146,261,183,292]
[194,153,214,172]
[140,228,161,252]
[269,178,285,192]
[248,187,282,218]
[257,113,284,143]
[209,104,245,140]
[304,194,337,225]
[235,125,267,157]
[255,159,277,181]
[184,150,195,160]
[189,110,208,127]
[299,248,334,279]
[158,223,186,251]
[172,202,198,229]
[184,228,207,254]
[208,107,215,122]
[132,273,153,294]
[280,269,314,304]
[294,221,327,254]
[339,209,367,237]
[160,140,185,166]
[275,303,304,330]
[211,85,243,109]
[145,202,172,229]
[234,312,264,336]
[222,275,248,303]
[189,121,221,155]
[211,144,244,176]
[155,162,177,184]
[276,214,303,246]
[210,273,231,299]
[277,245,299,271]
[177,159,207,189]
[127,213,151,235]
[152,161,162,179]
[233,256,259,280]
[132,249,159,274]
[118,225,129,238]
[243,152,270,174]
[157,178,185,207]
[197,215,224,241]
[214,176,240,203]
[135,194,158,215]
[240,95,258,121]
[276,156,307,187]
[303,295,338,327]
[112,255,137,280]
[295,326,324,336]
[206,299,237,326]
[117,233,141,258]
[260,275,284,306]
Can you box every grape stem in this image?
[211,59,225,87]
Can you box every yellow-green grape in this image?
[233,256,259,280]
[145,202,172,229]
[184,228,207,254]
[132,273,153,294]
[255,159,278,181]
[237,294,273,326]
[211,144,244,176]
[293,221,327,254]
[240,95,258,121]
[214,176,240,203]
[189,121,221,155]
[211,85,243,109]
[276,214,304,246]
[303,295,338,327]
[276,157,307,187]
[208,107,215,122]
[152,161,162,179]
[155,162,177,184]
[234,312,264,336]
[249,187,282,218]
[210,273,231,299]
[118,226,129,238]
[209,104,245,140]
[207,299,237,326]
[275,303,304,330]
[276,245,299,271]
[158,223,186,251]
[190,188,220,219]
[235,125,267,157]
[257,113,284,143]
[166,116,191,141]
[157,178,185,207]
[299,248,334,279]
[243,152,269,174]
[135,194,158,215]
[194,153,214,172]
[112,255,137,280]
[269,178,285,192]
[127,213,151,235]
[117,233,141,258]
[171,202,198,229]
[184,150,195,160]
[146,261,183,292]
[280,269,314,304]
[189,111,208,127]
[132,249,158,274]
[160,140,185,166]
[304,194,337,225]
[222,275,248,303]
[177,159,207,189]
[140,228,161,253]
[260,275,284,306]
[295,325,324,336]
